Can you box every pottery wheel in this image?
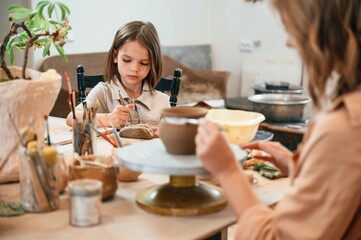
[115,139,248,176]
[114,139,248,216]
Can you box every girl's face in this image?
[113,40,150,88]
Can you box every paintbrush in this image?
[44,115,51,146]
[118,90,136,124]
[89,125,118,147]
[65,72,72,102]
[118,90,126,106]
[111,128,123,147]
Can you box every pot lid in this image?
[254,83,303,94]
[248,94,311,105]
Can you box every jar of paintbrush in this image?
[72,102,97,156]
[19,116,60,212]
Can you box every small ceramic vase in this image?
[159,106,208,155]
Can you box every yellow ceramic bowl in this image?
[205,109,265,144]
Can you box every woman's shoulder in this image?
[315,96,361,135]
[304,105,361,163]
[317,90,361,133]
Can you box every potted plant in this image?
[0,1,71,183]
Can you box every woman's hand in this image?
[241,141,292,176]
[196,119,262,217]
[195,119,239,179]
[109,103,135,128]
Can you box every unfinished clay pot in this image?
[119,165,142,182]
[68,155,118,201]
[159,106,208,155]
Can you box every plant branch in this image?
[1,1,71,81]
[0,22,33,80]
[22,32,48,79]
[0,23,18,80]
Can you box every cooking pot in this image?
[248,94,311,122]
[253,82,304,95]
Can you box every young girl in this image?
[66,21,170,128]
[196,0,361,239]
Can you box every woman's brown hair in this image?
[103,21,163,91]
[272,0,361,108]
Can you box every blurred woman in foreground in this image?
[196,0,361,239]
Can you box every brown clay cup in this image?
[159,106,208,155]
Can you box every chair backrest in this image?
[155,68,182,107]
[77,65,181,106]
[77,65,104,103]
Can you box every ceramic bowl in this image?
[159,106,208,155]
[68,155,119,201]
[205,109,265,144]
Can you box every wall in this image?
[1,0,302,97]
[208,1,302,97]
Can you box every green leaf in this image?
[28,12,42,28]
[37,1,50,8]
[36,1,50,12]
[54,43,68,62]
[58,3,70,15]
[9,49,14,65]
[48,19,58,25]
[5,36,16,53]
[42,41,51,57]
[0,77,10,82]
[58,3,70,20]
[34,38,50,44]
[9,12,32,20]
[8,5,32,13]
[14,45,23,51]
[17,32,29,42]
[12,42,25,51]
[28,11,37,21]
[59,5,66,21]
[44,20,50,32]
[47,3,55,18]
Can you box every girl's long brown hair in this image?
[103,21,163,91]
[272,0,361,108]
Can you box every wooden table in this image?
[0,117,289,240]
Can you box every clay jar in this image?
[159,106,208,155]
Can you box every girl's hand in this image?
[241,141,292,176]
[153,127,160,138]
[109,104,135,128]
[195,119,239,179]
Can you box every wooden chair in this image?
[77,65,181,107]
[155,68,182,107]
[77,65,104,103]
